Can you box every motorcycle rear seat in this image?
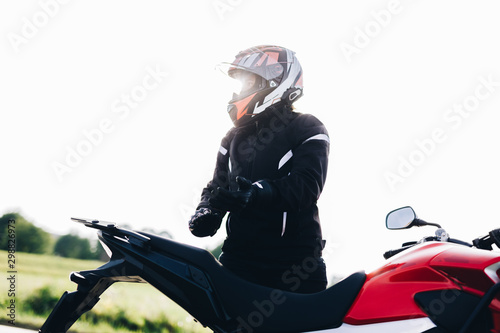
[141,232,366,332]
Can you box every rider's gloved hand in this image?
[209,176,275,212]
[188,208,223,237]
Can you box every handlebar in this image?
[448,238,473,247]
[384,207,500,259]
[384,237,474,260]
[383,245,415,260]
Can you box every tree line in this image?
[0,212,107,260]
[0,213,169,261]
[0,212,221,261]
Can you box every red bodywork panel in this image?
[344,242,500,325]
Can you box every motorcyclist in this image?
[189,45,330,293]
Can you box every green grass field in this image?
[0,250,212,332]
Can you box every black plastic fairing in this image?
[415,289,492,332]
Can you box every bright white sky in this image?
[1,0,500,278]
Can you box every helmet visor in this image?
[232,71,266,96]
[217,61,286,82]
[216,65,268,101]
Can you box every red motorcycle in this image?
[343,206,500,332]
[40,206,500,332]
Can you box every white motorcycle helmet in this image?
[218,45,304,127]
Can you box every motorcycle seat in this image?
[141,232,366,332]
[217,270,366,332]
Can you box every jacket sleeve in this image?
[197,130,233,211]
[269,114,330,212]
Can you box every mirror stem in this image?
[414,218,442,228]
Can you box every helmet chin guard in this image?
[218,45,304,127]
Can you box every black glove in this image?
[209,176,275,212]
[188,207,223,237]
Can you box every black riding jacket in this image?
[199,105,330,262]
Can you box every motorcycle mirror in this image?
[386,206,417,230]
